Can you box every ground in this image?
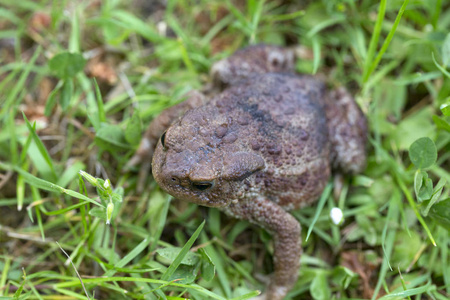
[0,0,450,299]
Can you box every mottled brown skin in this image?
[210,45,295,88]
[130,45,367,300]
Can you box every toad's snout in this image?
[153,146,219,194]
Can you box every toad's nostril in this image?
[191,180,214,191]
[170,176,180,184]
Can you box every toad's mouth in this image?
[186,187,231,208]
[166,186,231,208]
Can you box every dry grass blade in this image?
[56,241,91,300]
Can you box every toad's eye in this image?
[268,52,285,69]
[191,181,214,191]
[160,131,167,149]
[270,57,280,67]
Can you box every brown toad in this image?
[129,45,367,299]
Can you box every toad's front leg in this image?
[224,198,302,300]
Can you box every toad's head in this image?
[152,106,265,207]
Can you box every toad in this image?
[128,45,367,299]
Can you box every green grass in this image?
[1,0,450,299]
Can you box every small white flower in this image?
[330,207,344,225]
[157,21,167,36]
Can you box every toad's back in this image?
[207,73,331,210]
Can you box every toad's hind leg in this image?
[223,198,301,300]
[325,87,367,174]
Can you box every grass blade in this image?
[8,108,18,165]
[0,257,11,296]
[13,269,27,298]
[22,112,57,180]
[54,277,227,300]
[16,164,25,211]
[69,7,80,52]
[161,220,205,281]
[201,232,232,298]
[395,173,436,246]
[43,201,90,216]
[230,291,261,300]
[93,78,106,124]
[311,35,320,74]
[103,236,152,277]
[364,0,410,81]
[2,163,103,207]
[371,197,398,299]
[362,0,386,82]
[0,46,41,120]
[306,183,332,241]
[432,52,450,79]
[56,242,91,299]
[378,282,432,299]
